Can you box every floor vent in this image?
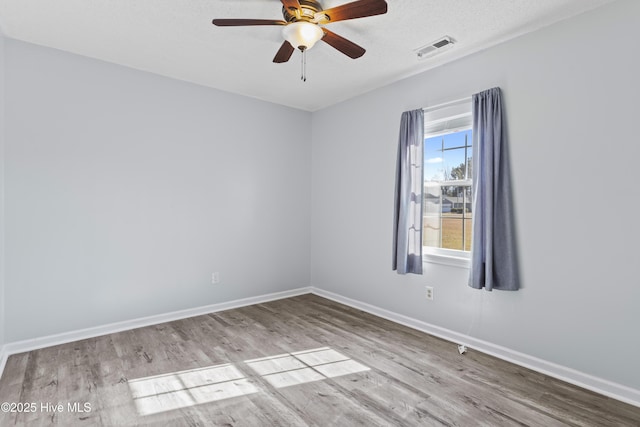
[415,36,455,59]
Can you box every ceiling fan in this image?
[212,0,388,79]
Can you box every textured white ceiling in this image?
[0,0,615,111]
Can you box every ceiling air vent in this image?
[415,36,455,60]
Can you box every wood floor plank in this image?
[1,294,639,426]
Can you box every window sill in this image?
[423,252,470,269]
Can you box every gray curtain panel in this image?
[393,109,424,275]
[469,87,520,290]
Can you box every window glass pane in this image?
[464,217,473,252]
[443,130,468,149]
[424,184,472,251]
[425,130,472,184]
[424,136,446,181]
[423,183,442,248]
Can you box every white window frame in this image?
[422,99,473,269]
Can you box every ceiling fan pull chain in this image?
[301,48,307,82]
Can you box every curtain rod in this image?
[422,96,471,112]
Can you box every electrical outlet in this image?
[212,272,220,284]
[425,286,434,300]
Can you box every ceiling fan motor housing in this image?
[283,0,328,23]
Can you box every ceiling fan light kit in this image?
[212,0,388,81]
[282,21,324,50]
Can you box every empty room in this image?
[0,0,639,425]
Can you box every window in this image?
[422,100,473,265]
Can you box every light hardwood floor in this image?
[0,294,638,426]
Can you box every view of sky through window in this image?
[424,129,472,182]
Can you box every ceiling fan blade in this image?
[273,41,295,63]
[321,28,366,59]
[280,0,301,11]
[320,0,387,23]
[212,19,287,26]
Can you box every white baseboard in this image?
[1,287,312,369]
[310,287,640,408]
[0,346,7,380]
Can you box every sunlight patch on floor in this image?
[129,347,370,416]
[245,347,370,389]
[129,363,258,416]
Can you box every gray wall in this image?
[0,33,5,348]
[311,0,640,390]
[3,39,311,341]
